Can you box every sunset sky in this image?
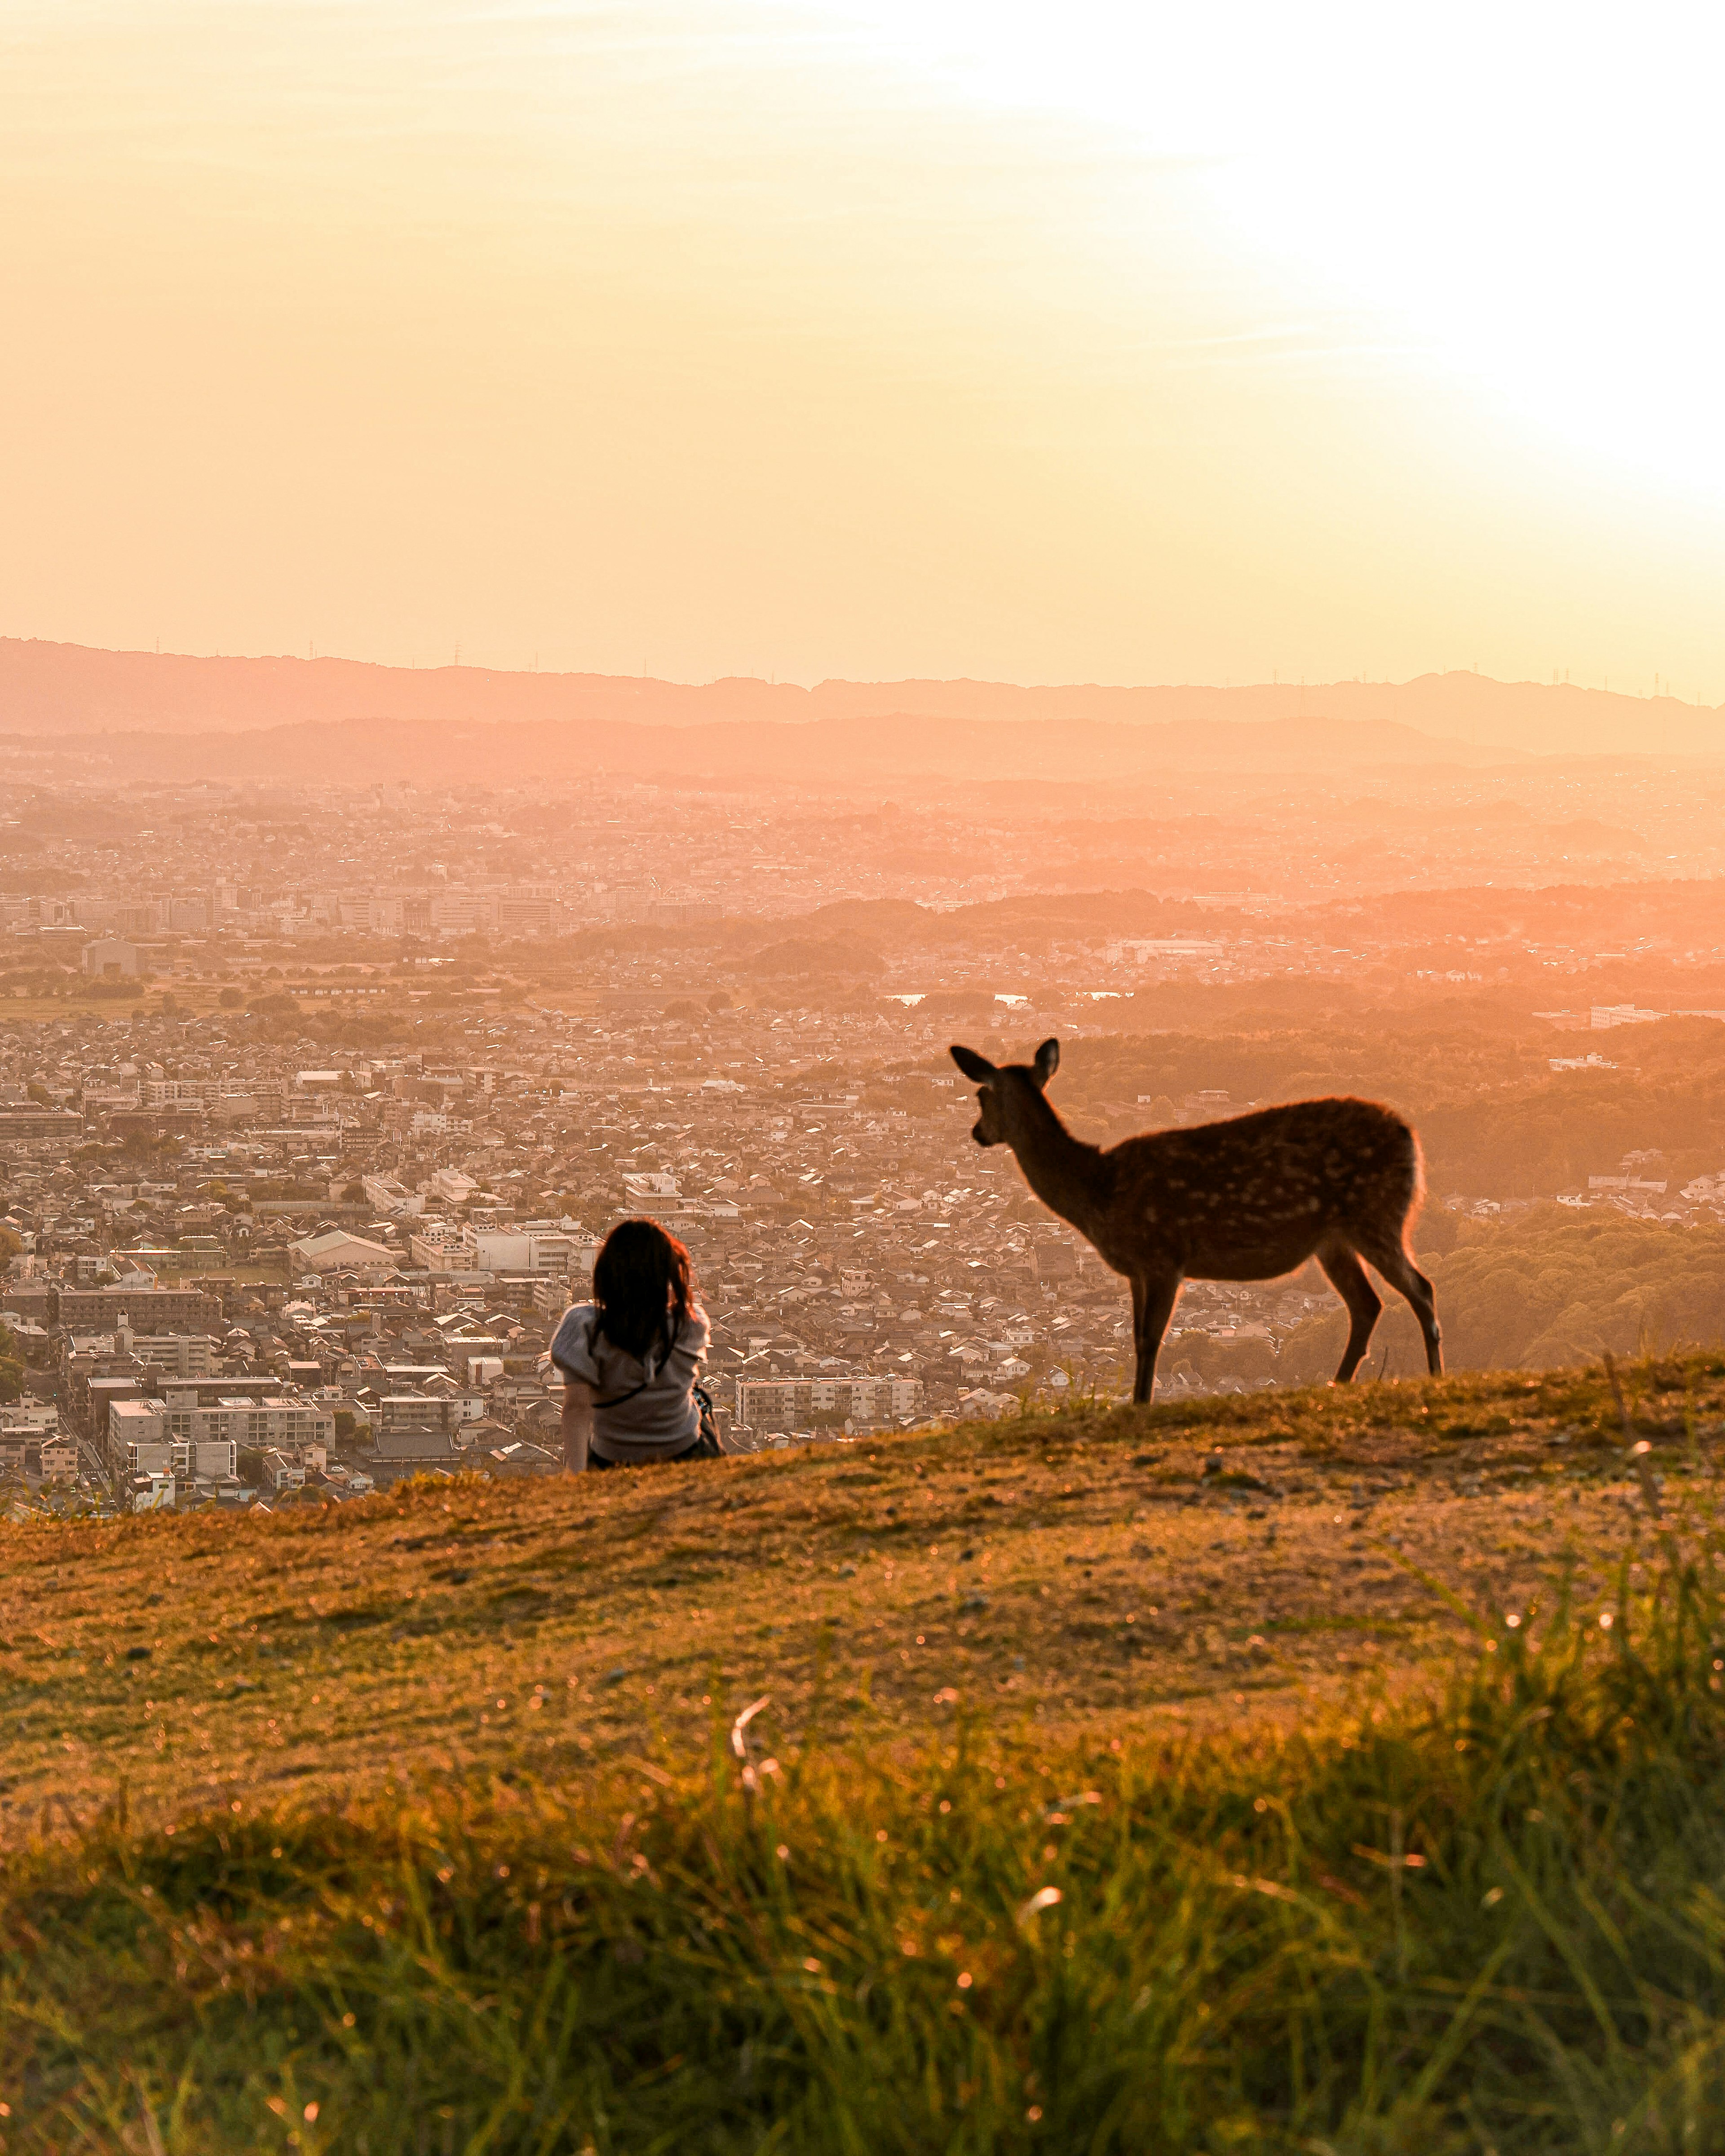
[5,0,1725,697]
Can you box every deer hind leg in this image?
[1318,1243,1383,1383]
[1357,1233,1443,1376]
[1130,1272,1181,1405]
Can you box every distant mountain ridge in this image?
[0,708,1524,787]
[3,637,1723,759]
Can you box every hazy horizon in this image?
[7,636,1725,770]
[9,632,1725,705]
[6,2,1725,698]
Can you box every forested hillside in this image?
[1059,1018,1725,1201]
[1252,1211,1725,1382]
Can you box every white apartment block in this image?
[466,1228,583,1274]
[178,1437,241,1480]
[128,1333,221,1378]
[334,896,407,937]
[362,1174,420,1216]
[496,891,560,934]
[40,1435,78,1479]
[4,1401,58,1431]
[408,1223,466,1270]
[107,1400,241,1483]
[622,1171,681,1201]
[1104,938,1222,963]
[123,1389,332,1461]
[81,1084,142,1111]
[108,1399,172,1477]
[737,1374,923,1433]
[163,1393,333,1454]
[142,1079,213,1108]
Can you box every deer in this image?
[949,1038,1441,1403]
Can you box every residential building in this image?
[736,1374,923,1433]
[124,1330,221,1378]
[108,1397,172,1477]
[467,1229,580,1274]
[58,1286,223,1333]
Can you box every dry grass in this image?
[3,1356,1718,1833]
[3,1356,1725,2149]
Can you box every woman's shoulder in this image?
[680,1304,711,1349]
[549,1301,600,1363]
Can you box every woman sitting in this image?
[550,1217,716,1471]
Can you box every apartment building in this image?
[376,1394,471,1438]
[108,1397,173,1477]
[58,1286,223,1333]
[361,1173,420,1215]
[0,1106,84,1156]
[106,1398,238,1482]
[162,1392,333,1456]
[467,1228,583,1274]
[2,1401,59,1432]
[142,1079,213,1109]
[124,1331,221,1378]
[736,1374,923,1433]
[40,1434,78,1479]
[407,1223,466,1270]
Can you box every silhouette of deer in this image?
[950,1038,1441,1403]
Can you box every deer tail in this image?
[1403,1126,1427,1238]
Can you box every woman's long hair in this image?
[592,1217,694,1363]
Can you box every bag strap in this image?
[593,1377,650,1409]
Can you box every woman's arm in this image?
[663,1308,712,1387]
[561,1380,595,1472]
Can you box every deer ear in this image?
[950,1043,997,1083]
[1033,1037,1060,1088]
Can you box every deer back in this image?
[1097,1097,1420,1278]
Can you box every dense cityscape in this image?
[6,740,1725,1515]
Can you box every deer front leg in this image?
[1130,1272,1181,1405]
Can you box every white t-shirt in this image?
[548,1301,710,1463]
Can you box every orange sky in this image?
[4,2,1725,699]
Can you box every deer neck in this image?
[1004,1091,1108,1233]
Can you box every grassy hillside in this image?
[4,1356,1725,2150]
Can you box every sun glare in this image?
[806,0,1725,494]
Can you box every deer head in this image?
[949,1038,1060,1146]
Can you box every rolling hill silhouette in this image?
[3,638,1722,760]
